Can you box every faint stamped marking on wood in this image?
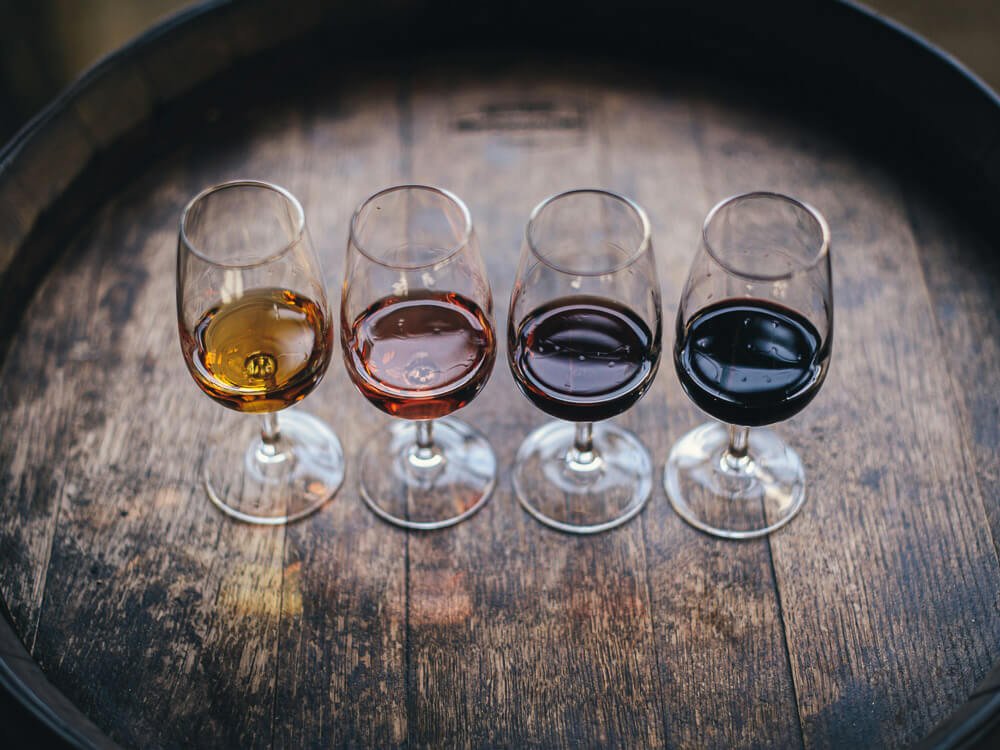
[453,101,587,133]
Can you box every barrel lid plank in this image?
[23,118,317,749]
[689,94,1000,746]
[601,77,805,748]
[401,66,667,748]
[271,76,409,749]
[905,188,1000,561]
[0,232,106,649]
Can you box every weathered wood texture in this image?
[687,95,1000,748]
[0,56,998,750]
[600,81,803,748]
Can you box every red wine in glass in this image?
[507,189,662,534]
[509,295,658,423]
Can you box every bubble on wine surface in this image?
[403,353,441,386]
[245,351,277,380]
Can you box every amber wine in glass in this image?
[177,180,344,524]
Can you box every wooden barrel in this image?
[1,1,998,747]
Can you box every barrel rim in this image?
[3,0,1000,182]
[840,0,999,107]
[0,0,230,173]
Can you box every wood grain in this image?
[601,75,804,749]
[905,190,1000,560]
[271,74,409,750]
[0,223,104,645]
[0,54,996,750]
[402,66,667,748]
[689,93,1000,747]
[24,110,317,748]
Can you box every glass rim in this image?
[179,180,306,269]
[348,184,474,270]
[525,188,652,277]
[702,191,831,282]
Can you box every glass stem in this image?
[260,412,281,459]
[728,424,749,457]
[722,424,751,472]
[415,419,436,461]
[568,421,599,469]
[408,419,444,471]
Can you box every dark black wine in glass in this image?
[666,191,833,539]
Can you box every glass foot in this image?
[512,421,652,534]
[204,410,345,525]
[358,417,496,530]
[664,421,805,539]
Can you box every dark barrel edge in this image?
[0,5,237,749]
[0,0,232,172]
[915,665,1000,750]
[841,0,999,107]
[0,1,997,747]
[0,599,117,749]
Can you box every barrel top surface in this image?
[0,3,998,749]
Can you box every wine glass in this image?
[665,191,832,539]
[177,180,345,524]
[508,189,662,534]
[341,185,497,530]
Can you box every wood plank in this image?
[271,73,409,749]
[905,190,1000,560]
[402,65,666,747]
[25,106,320,747]
[0,225,104,646]
[691,93,1000,747]
[601,75,804,748]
